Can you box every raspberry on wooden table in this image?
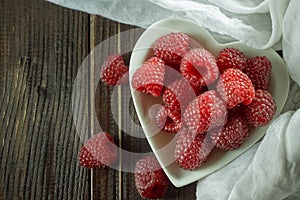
[153,32,190,66]
[242,89,277,127]
[131,57,165,97]
[175,128,213,170]
[217,68,255,109]
[79,132,117,169]
[180,48,219,87]
[134,155,169,199]
[100,54,129,86]
[244,56,272,90]
[183,90,228,134]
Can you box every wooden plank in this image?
[90,15,197,199]
[91,17,121,200]
[0,0,197,199]
[0,0,91,199]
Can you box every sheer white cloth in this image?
[197,80,300,200]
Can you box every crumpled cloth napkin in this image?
[47,0,300,86]
[46,0,300,199]
[197,81,300,200]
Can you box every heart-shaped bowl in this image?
[129,18,289,187]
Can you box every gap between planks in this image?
[90,14,95,200]
[117,23,123,200]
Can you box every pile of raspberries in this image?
[79,32,277,199]
[131,32,276,171]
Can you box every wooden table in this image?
[0,0,196,199]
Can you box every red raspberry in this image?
[210,115,249,151]
[131,57,165,97]
[100,54,129,86]
[242,89,276,127]
[134,155,169,199]
[244,56,272,90]
[175,128,213,170]
[180,48,219,87]
[216,47,248,73]
[183,90,227,134]
[153,32,189,66]
[163,78,200,113]
[79,132,117,169]
[156,106,181,133]
[217,68,255,109]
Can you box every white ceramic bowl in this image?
[129,18,289,187]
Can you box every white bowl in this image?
[129,18,289,187]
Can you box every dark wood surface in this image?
[0,0,196,199]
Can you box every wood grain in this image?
[0,0,91,199]
[0,0,197,199]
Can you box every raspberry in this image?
[131,57,165,97]
[100,54,129,86]
[153,32,189,66]
[210,115,249,151]
[216,47,248,73]
[175,128,213,170]
[217,68,255,109]
[79,132,117,169]
[244,56,272,90]
[156,106,181,133]
[183,90,227,134]
[163,78,200,113]
[180,48,219,87]
[242,89,276,127]
[134,155,169,199]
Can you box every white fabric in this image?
[229,110,300,200]
[46,0,300,85]
[282,0,300,88]
[196,80,300,200]
[46,0,300,199]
